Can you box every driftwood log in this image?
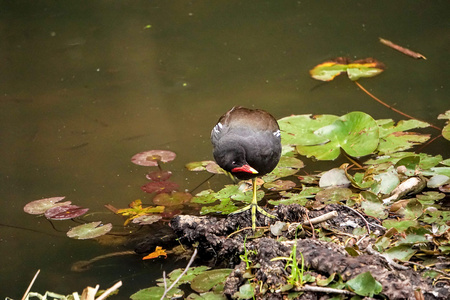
[170,204,450,299]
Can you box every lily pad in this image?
[24,196,70,215]
[191,269,233,293]
[146,170,172,181]
[44,205,89,220]
[297,112,379,160]
[279,114,339,146]
[319,168,351,188]
[153,192,192,206]
[186,160,216,172]
[131,150,176,166]
[132,214,162,225]
[141,181,179,194]
[309,57,384,82]
[263,180,296,191]
[67,221,112,239]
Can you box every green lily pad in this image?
[131,286,182,300]
[191,269,232,293]
[309,57,384,82]
[298,112,379,160]
[279,114,339,146]
[314,187,352,209]
[67,221,112,240]
[186,160,216,172]
[191,190,217,204]
[269,186,321,206]
[24,196,70,215]
[263,156,304,181]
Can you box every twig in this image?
[96,281,122,300]
[308,211,338,225]
[400,260,450,276]
[354,81,441,131]
[379,37,427,60]
[160,248,198,300]
[296,284,355,295]
[21,269,40,300]
[342,205,371,234]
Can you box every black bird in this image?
[211,106,282,230]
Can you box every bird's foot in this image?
[231,204,277,230]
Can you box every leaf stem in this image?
[354,81,441,131]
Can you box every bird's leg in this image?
[231,178,277,230]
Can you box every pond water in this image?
[1,1,448,298]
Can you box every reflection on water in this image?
[1,1,448,297]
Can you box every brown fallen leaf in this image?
[379,37,427,60]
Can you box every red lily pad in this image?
[153,192,193,206]
[24,197,71,215]
[146,170,173,181]
[131,150,176,166]
[67,221,112,240]
[44,205,89,220]
[141,181,179,194]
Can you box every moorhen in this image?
[211,106,282,230]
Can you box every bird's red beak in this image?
[231,164,258,174]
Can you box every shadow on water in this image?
[1,0,448,297]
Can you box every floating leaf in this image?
[427,175,450,188]
[191,269,232,293]
[314,187,352,209]
[279,114,339,146]
[24,197,70,215]
[191,189,217,204]
[44,205,89,220]
[141,181,179,194]
[142,246,167,260]
[146,170,172,181]
[269,186,321,206]
[67,221,112,239]
[132,214,162,225]
[116,199,164,226]
[438,110,450,141]
[319,168,351,188]
[263,180,296,191]
[298,112,379,160]
[309,57,384,82]
[185,160,216,172]
[131,150,176,166]
[153,192,192,206]
[205,161,225,174]
[131,286,182,300]
[345,271,382,297]
[263,156,304,181]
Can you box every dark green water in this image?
[1,1,448,297]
